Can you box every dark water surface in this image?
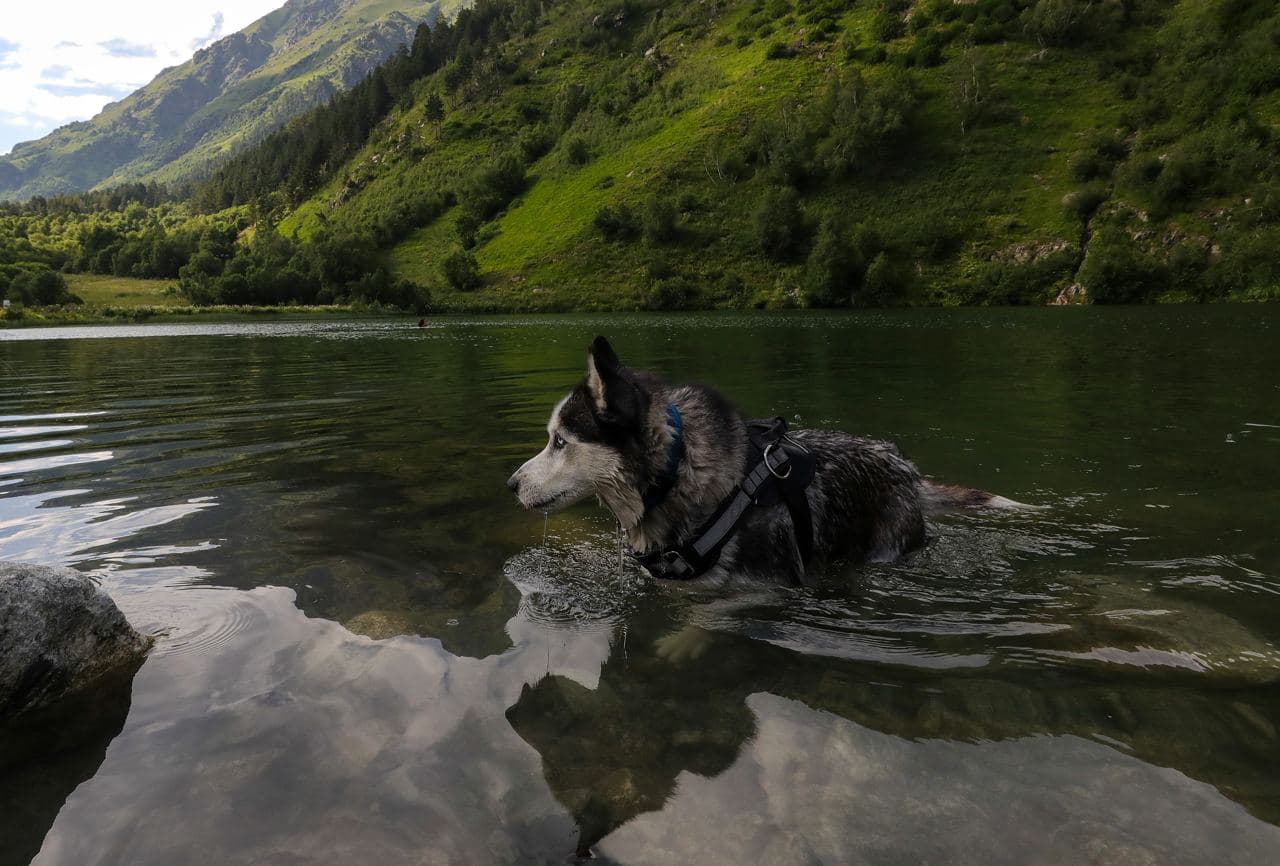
[1,309,1278,865]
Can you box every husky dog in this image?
[507,337,1019,586]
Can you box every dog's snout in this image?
[506,471,521,494]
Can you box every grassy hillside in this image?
[0,0,459,201]
[265,0,1280,309]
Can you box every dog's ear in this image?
[586,336,622,415]
[586,337,645,427]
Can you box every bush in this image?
[1078,228,1165,303]
[803,219,858,306]
[645,276,699,309]
[5,268,73,306]
[553,83,588,132]
[462,153,528,222]
[456,212,481,248]
[872,11,905,42]
[1022,0,1091,46]
[517,124,555,162]
[642,195,679,245]
[861,252,910,304]
[961,250,1078,304]
[765,42,797,59]
[816,69,921,175]
[1063,184,1108,222]
[741,106,815,186]
[1203,225,1280,299]
[1071,129,1128,181]
[754,186,809,260]
[441,248,482,291]
[594,203,641,241]
[565,136,590,166]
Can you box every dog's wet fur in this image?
[508,337,1021,585]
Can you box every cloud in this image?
[41,64,73,79]
[0,38,19,61]
[190,12,226,51]
[55,41,81,49]
[36,81,136,98]
[98,38,156,58]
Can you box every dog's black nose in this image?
[506,473,520,493]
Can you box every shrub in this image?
[803,219,858,306]
[565,136,590,166]
[517,124,555,162]
[5,268,73,306]
[644,255,677,283]
[1063,184,1108,222]
[1203,225,1280,298]
[1071,130,1128,181]
[642,195,679,244]
[1078,228,1165,303]
[817,69,921,175]
[765,42,797,59]
[1022,0,1091,46]
[462,153,528,222]
[594,203,641,241]
[645,276,699,309]
[861,251,908,304]
[441,248,482,291]
[716,271,748,301]
[872,11,905,42]
[962,249,1078,304]
[910,31,947,67]
[741,106,815,186]
[553,83,588,132]
[455,212,481,248]
[753,187,809,260]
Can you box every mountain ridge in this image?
[0,0,455,201]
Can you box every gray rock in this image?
[0,561,152,717]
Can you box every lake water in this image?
[1,309,1278,865]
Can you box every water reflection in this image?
[0,662,142,866]
[504,539,1280,857]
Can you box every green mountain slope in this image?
[0,0,458,201]
[249,0,1278,309]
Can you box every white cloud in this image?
[191,13,228,52]
[0,1,285,156]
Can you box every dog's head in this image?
[507,337,650,520]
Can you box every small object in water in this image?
[417,318,426,328]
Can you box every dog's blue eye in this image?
[553,434,566,450]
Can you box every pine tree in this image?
[426,93,446,131]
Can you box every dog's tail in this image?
[919,479,1039,513]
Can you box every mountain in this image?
[0,0,459,201]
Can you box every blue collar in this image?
[642,404,685,514]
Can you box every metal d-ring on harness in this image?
[635,417,816,581]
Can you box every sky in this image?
[0,1,285,156]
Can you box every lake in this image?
[2,309,1278,865]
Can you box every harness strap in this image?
[635,417,814,581]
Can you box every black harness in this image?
[635,415,816,581]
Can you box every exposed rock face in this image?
[1051,282,1089,305]
[0,562,151,718]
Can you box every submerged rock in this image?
[0,561,152,718]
